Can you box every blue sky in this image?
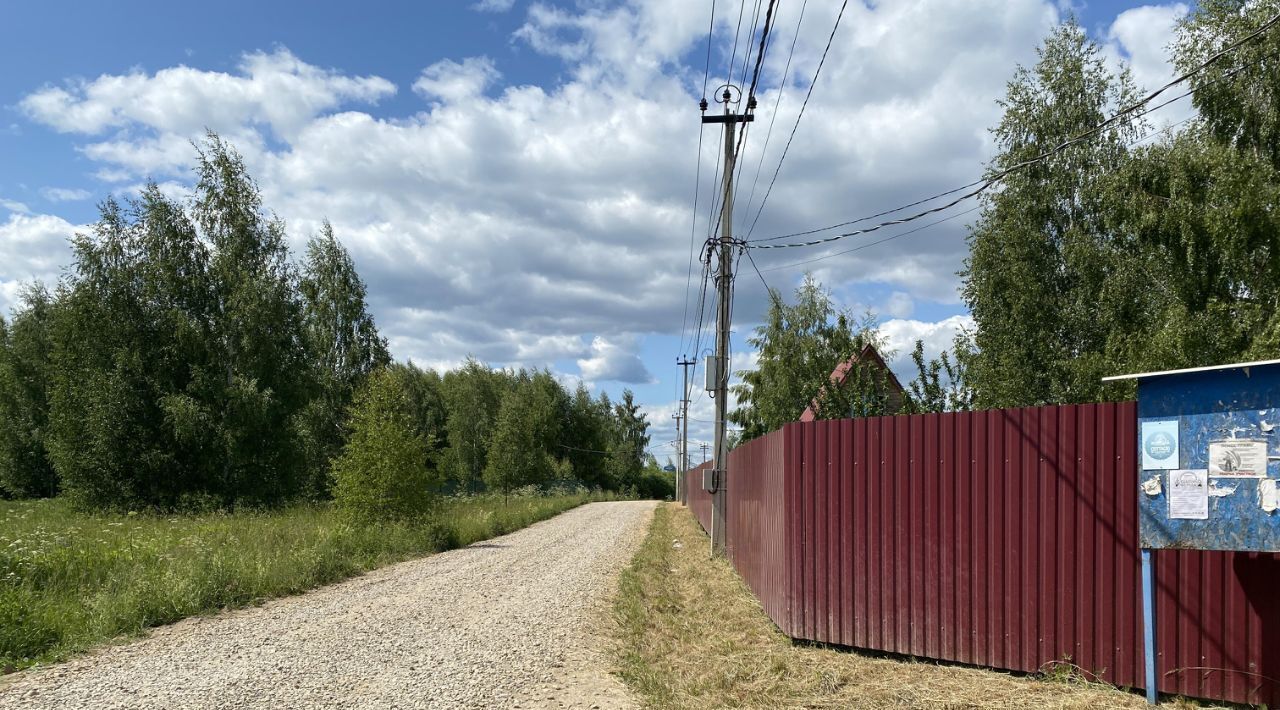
[1,0,1194,461]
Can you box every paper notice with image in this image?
[1168,469,1209,520]
[1141,420,1179,470]
[1209,439,1268,478]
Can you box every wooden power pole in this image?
[701,86,752,557]
[676,356,694,503]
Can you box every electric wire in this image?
[679,0,719,357]
[758,204,983,273]
[745,0,779,105]
[740,0,808,230]
[743,0,851,241]
[748,11,1280,249]
[749,90,1212,274]
[718,0,777,241]
[725,0,749,95]
[739,0,766,94]
[707,0,779,256]
[748,85,1264,251]
[730,0,778,200]
[701,0,750,245]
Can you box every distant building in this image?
[799,343,908,421]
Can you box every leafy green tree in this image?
[1102,1,1280,366]
[332,368,439,523]
[1178,0,1280,169]
[295,221,390,496]
[605,389,649,491]
[562,382,612,488]
[441,359,507,491]
[47,188,223,510]
[386,362,448,452]
[0,286,58,498]
[960,20,1143,408]
[46,135,326,510]
[194,133,311,505]
[483,372,562,499]
[636,455,675,500]
[730,276,888,440]
[1107,132,1280,368]
[959,10,1280,408]
[903,339,973,414]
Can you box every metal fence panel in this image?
[677,401,1280,705]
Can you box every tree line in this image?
[734,1,1280,439]
[0,134,661,511]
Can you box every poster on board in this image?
[1168,469,1209,520]
[1141,420,1179,470]
[1208,439,1268,478]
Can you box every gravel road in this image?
[0,500,656,710]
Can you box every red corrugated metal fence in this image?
[725,431,791,635]
[678,402,1280,706]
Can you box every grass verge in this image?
[612,503,1216,710]
[0,490,614,671]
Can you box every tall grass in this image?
[0,489,613,671]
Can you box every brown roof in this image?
[799,343,907,422]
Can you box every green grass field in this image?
[0,490,612,671]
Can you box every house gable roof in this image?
[799,343,907,422]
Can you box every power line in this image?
[758,204,982,273]
[679,1,720,356]
[743,0,851,241]
[734,0,779,188]
[748,11,1280,250]
[701,1,751,246]
[740,0,809,231]
[706,0,787,250]
[747,88,1215,274]
[745,0,780,105]
[725,0,750,94]
[719,0,778,242]
[745,244,779,299]
[738,0,766,93]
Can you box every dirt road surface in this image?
[0,500,656,710]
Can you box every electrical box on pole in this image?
[704,355,718,392]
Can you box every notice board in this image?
[1129,361,1280,552]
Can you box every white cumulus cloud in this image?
[39,187,91,202]
[472,0,516,13]
[1103,3,1192,130]
[412,57,501,103]
[578,336,655,385]
[20,48,395,142]
[0,212,79,315]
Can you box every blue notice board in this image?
[1107,360,1280,552]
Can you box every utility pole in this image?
[702,85,753,557]
[676,356,694,505]
[671,411,682,501]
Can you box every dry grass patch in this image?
[612,503,1220,710]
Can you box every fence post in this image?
[1142,548,1157,704]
